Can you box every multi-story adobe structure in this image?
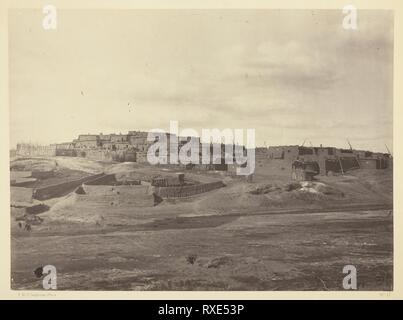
[266,145,391,175]
[16,132,392,177]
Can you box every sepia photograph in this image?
[8,7,394,292]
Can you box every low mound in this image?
[195,179,354,213]
[48,193,79,213]
[11,158,56,172]
[26,204,50,215]
[11,187,33,205]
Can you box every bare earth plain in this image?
[10,156,393,291]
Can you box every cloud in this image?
[251,41,338,83]
[9,9,393,152]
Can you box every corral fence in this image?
[154,181,225,198]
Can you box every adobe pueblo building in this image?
[15,132,392,181]
[262,145,392,179]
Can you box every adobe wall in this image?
[81,149,114,161]
[56,149,77,157]
[33,173,104,200]
[359,159,378,169]
[16,144,56,157]
[136,151,149,163]
[76,149,136,162]
[256,158,294,177]
[81,184,155,207]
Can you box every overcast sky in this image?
[9,9,393,152]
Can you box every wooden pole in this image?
[338,157,344,175]
[355,155,361,169]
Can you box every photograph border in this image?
[0,0,401,300]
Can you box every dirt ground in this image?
[10,156,393,291]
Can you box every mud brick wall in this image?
[257,159,293,177]
[136,151,148,163]
[340,157,360,171]
[325,159,341,173]
[16,144,57,157]
[359,159,378,169]
[81,149,114,161]
[33,173,104,200]
[31,170,55,179]
[56,149,77,157]
[154,181,225,198]
[111,150,127,162]
[82,184,156,207]
[80,149,136,162]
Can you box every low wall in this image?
[85,173,143,186]
[84,173,118,185]
[340,157,360,171]
[253,159,293,177]
[80,149,113,161]
[55,149,136,162]
[154,181,225,198]
[56,149,77,157]
[80,149,136,162]
[33,173,104,200]
[82,184,156,207]
[151,174,185,187]
[16,144,56,157]
[31,170,55,179]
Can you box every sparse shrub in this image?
[250,184,281,195]
[284,182,301,192]
[290,190,326,204]
[186,254,197,265]
[206,256,231,268]
[315,184,345,197]
[33,266,43,278]
[25,215,43,225]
